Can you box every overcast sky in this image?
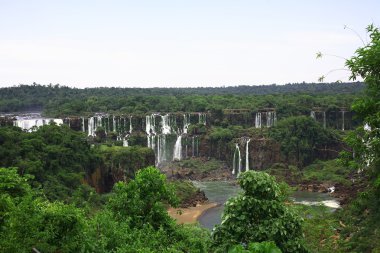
[0,0,378,88]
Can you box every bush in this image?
[212,171,307,253]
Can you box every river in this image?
[194,180,340,230]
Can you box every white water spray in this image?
[232,144,241,175]
[245,138,251,171]
[173,135,182,161]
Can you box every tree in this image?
[212,171,307,253]
[106,166,179,229]
[344,24,380,176]
[337,24,380,252]
[0,168,86,253]
[269,116,339,167]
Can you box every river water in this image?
[194,180,340,230]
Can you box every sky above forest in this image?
[0,0,379,88]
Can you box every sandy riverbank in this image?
[168,202,218,224]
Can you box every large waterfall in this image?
[173,135,182,161]
[232,143,241,175]
[245,138,251,171]
[143,113,195,165]
[13,117,63,131]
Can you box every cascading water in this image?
[13,117,63,132]
[161,114,171,134]
[145,115,156,151]
[310,111,316,120]
[129,116,133,133]
[82,117,85,132]
[232,143,241,175]
[123,134,129,147]
[342,111,345,131]
[245,138,251,171]
[183,114,191,134]
[255,112,262,128]
[173,135,182,161]
[198,113,206,125]
[88,117,95,136]
[266,111,276,127]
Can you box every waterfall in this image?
[232,144,241,175]
[310,111,316,120]
[155,134,167,165]
[88,117,95,136]
[266,111,276,127]
[82,118,85,132]
[198,113,206,125]
[97,116,102,128]
[183,114,191,134]
[255,112,262,128]
[129,116,133,133]
[147,135,151,149]
[173,135,182,161]
[161,135,165,163]
[161,114,171,134]
[342,111,345,131]
[323,111,326,128]
[123,134,129,147]
[146,115,156,151]
[113,116,116,132]
[13,117,63,132]
[266,112,271,127]
[145,114,156,135]
[245,138,251,171]
[157,135,161,164]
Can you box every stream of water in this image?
[194,181,340,230]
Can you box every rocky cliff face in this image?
[85,146,155,193]
[198,136,282,171]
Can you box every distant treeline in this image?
[0,82,365,116]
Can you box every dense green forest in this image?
[0,82,363,116]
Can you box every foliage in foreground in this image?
[0,167,212,253]
[212,171,307,253]
[334,24,380,252]
[228,241,281,253]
